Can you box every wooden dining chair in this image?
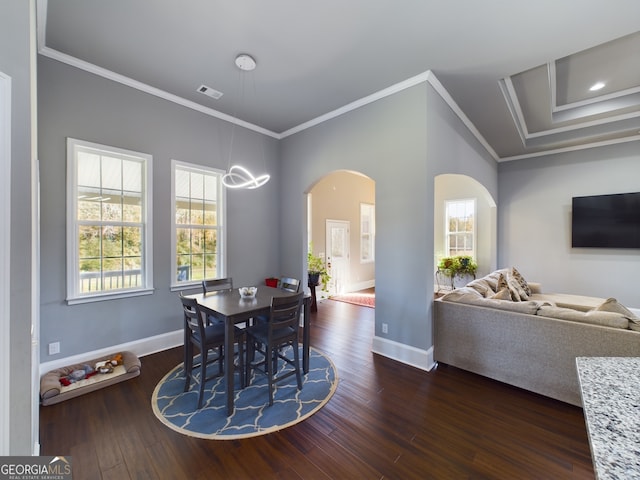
[245,292,304,406]
[202,278,233,324]
[254,276,301,326]
[202,277,233,294]
[180,293,245,409]
[278,276,301,293]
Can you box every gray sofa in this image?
[433,268,640,406]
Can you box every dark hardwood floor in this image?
[40,298,595,479]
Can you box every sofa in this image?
[433,268,640,406]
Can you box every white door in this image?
[325,220,350,296]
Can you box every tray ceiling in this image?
[38,0,640,161]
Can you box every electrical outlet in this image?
[382,323,388,334]
[48,342,60,355]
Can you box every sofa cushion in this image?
[528,293,604,312]
[441,287,540,314]
[466,278,495,297]
[537,305,629,329]
[595,298,640,331]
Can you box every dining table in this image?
[187,286,311,416]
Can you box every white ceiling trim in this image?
[499,134,640,162]
[280,71,432,138]
[426,73,499,161]
[499,71,640,147]
[35,0,636,163]
[550,61,640,113]
[37,45,281,139]
[499,77,529,145]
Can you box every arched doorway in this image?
[307,170,375,299]
[434,174,497,287]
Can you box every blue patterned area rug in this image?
[151,347,338,440]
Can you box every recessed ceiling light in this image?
[589,82,605,92]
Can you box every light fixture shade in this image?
[222,165,270,189]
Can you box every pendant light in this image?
[221,54,270,189]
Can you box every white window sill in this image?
[66,288,155,305]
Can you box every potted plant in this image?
[307,248,330,291]
[437,255,478,288]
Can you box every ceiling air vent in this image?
[197,85,223,99]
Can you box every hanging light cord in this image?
[222,54,270,189]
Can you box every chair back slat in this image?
[269,292,304,333]
[180,294,207,339]
[202,277,233,294]
[279,277,300,293]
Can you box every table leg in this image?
[308,284,318,312]
[224,318,234,416]
[303,299,310,373]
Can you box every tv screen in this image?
[572,192,640,248]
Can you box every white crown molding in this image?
[499,134,640,162]
[36,0,635,163]
[37,45,280,139]
[550,59,640,113]
[280,71,433,138]
[425,72,500,161]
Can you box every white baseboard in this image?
[39,329,183,376]
[371,336,435,372]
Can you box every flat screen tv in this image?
[571,192,640,248]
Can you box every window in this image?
[67,138,153,304]
[445,198,475,257]
[172,161,226,287]
[360,203,375,262]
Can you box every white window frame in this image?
[360,202,375,263]
[170,160,226,290]
[66,138,153,304]
[445,198,476,258]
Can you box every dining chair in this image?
[202,277,233,294]
[202,278,233,324]
[278,276,301,293]
[245,292,304,406]
[254,276,301,325]
[180,293,245,409]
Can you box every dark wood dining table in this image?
[187,286,311,416]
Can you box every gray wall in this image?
[498,142,640,307]
[280,80,497,352]
[425,81,498,345]
[1,0,36,455]
[281,85,429,348]
[38,57,281,360]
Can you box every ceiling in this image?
[37,0,640,161]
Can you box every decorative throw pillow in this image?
[490,288,512,300]
[496,273,508,292]
[595,298,640,331]
[506,277,524,302]
[510,267,532,296]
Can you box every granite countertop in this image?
[576,357,640,480]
